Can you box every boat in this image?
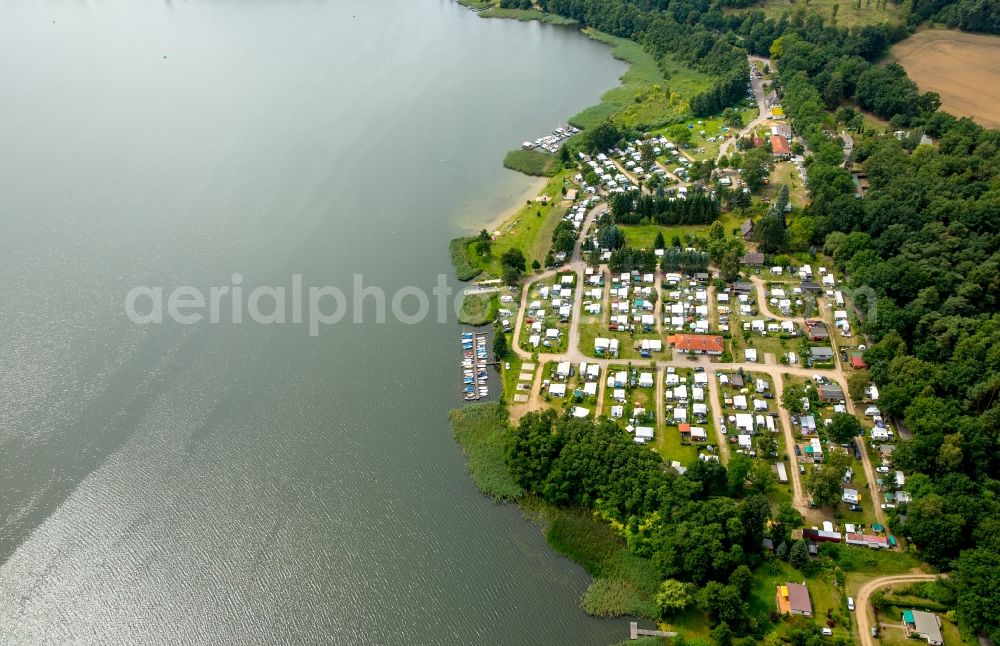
[460,331,492,401]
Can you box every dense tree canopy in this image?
[610,191,720,226]
[507,411,772,593]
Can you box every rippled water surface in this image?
[0,1,626,643]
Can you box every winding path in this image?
[716,55,774,164]
[855,574,941,646]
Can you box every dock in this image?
[629,622,677,640]
[461,331,490,401]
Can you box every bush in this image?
[449,403,523,500]
[450,236,482,281]
[545,508,659,618]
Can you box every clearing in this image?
[731,0,907,27]
[890,28,1000,129]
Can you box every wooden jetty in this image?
[629,622,677,640]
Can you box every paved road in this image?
[855,574,940,646]
[716,55,774,164]
[506,193,885,524]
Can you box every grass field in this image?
[749,560,849,638]
[500,350,523,401]
[571,31,714,131]
[740,0,908,27]
[660,110,757,162]
[762,162,810,208]
[619,211,745,249]
[890,28,1000,129]
[457,292,499,325]
[503,148,563,177]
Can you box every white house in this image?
[641,339,663,352]
[634,426,654,444]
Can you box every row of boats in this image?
[462,332,490,401]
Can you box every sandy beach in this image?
[453,174,551,234]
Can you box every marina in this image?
[521,124,580,153]
[461,331,490,401]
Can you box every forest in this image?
[909,0,1000,33]
[510,0,1000,640]
[507,410,808,638]
[609,190,721,226]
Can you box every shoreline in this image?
[480,175,550,234]
[450,174,549,237]
[445,0,656,625]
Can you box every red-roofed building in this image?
[771,134,791,159]
[679,423,691,435]
[668,334,724,355]
[851,355,869,370]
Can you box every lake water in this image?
[0,1,627,643]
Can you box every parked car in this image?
[848,503,862,512]
[847,597,855,611]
